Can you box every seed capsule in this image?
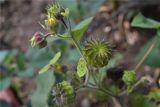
[84,39,112,67]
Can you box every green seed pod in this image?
[84,39,112,67]
[52,81,75,106]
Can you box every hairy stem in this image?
[67,18,89,86]
[71,35,84,59]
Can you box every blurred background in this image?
[0,0,160,107]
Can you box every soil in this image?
[0,0,52,51]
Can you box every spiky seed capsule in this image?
[84,39,112,67]
[52,81,75,106]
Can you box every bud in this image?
[30,32,47,48]
[47,2,69,28]
[122,70,136,86]
[84,39,112,67]
[47,17,57,27]
[60,8,69,17]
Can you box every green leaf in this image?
[26,48,54,68]
[62,17,93,42]
[157,29,160,37]
[39,64,50,74]
[0,78,11,91]
[17,68,34,77]
[72,17,93,41]
[77,58,88,77]
[131,94,157,107]
[39,52,61,74]
[149,90,160,102]
[132,13,160,29]
[16,52,25,70]
[0,50,9,63]
[136,36,160,67]
[49,52,61,65]
[3,50,17,65]
[31,71,55,107]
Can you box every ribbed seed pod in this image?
[52,81,75,106]
[84,39,112,67]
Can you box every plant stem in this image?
[134,39,157,71]
[111,97,122,107]
[118,76,148,96]
[70,33,89,85]
[71,34,84,59]
[91,70,115,96]
[67,18,89,86]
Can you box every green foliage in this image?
[0,50,9,63]
[106,53,123,68]
[157,28,160,37]
[49,52,61,65]
[62,17,93,42]
[148,90,160,102]
[39,52,61,74]
[59,0,104,19]
[59,0,78,19]
[0,50,35,91]
[0,77,11,91]
[26,48,54,68]
[130,94,157,107]
[72,17,93,41]
[16,52,25,70]
[110,85,120,95]
[17,68,34,77]
[132,13,160,68]
[132,13,160,29]
[27,2,160,107]
[137,36,160,67]
[31,71,55,107]
[66,71,82,89]
[77,58,88,77]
